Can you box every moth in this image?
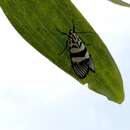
[57,22,95,79]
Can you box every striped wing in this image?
[72,59,89,79]
[72,57,95,79]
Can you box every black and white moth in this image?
[57,22,95,79]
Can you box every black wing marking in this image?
[72,57,95,78]
[72,60,89,79]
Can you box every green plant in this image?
[0,0,129,103]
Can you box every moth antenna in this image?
[72,19,76,32]
[76,31,95,35]
[56,28,69,37]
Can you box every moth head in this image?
[69,29,73,35]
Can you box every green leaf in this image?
[108,0,130,7]
[0,0,124,103]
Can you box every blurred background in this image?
[0,0,130,130]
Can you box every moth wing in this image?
[72,62,89,79]
[87,56,95,73]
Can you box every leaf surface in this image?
[0,0,124,103]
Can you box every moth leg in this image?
[82,41,91,46]
[58,40,68,55]
[86,43,91,46]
